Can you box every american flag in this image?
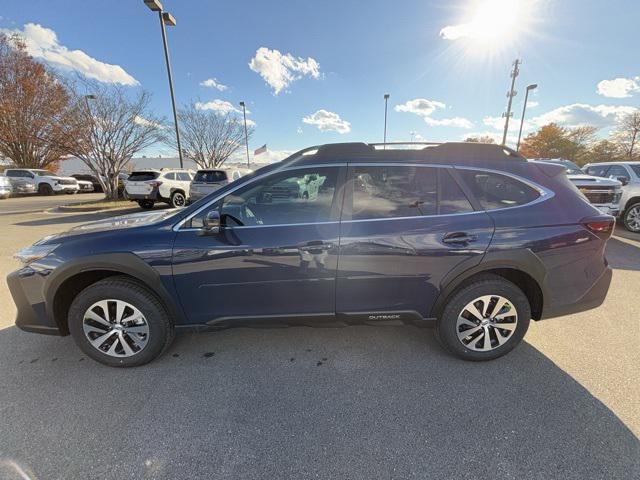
[254,144,267,156]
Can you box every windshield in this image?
[127,171,159,181]
[539,160,583,175]
[194,170,227,182]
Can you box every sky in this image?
[2,0,639,162]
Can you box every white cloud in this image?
[527,100,539,108]
[249,47,320,95]
[596,77,640,98]
[424,116,473,128]
[302,110,351,134]
[395,98,473,129]
[3,23,138,85]
[195,99,242,115]
[531,103,638,129]
[200,78,228,91]
[134,116,164,129]
[297,126,303,134]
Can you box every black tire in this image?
[38,184,53,196]
[436,274,531,361]
[68,276,174,367]
[137,200,155,209]
[170,191,187,208]
[623,202,640,233]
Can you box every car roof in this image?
[280,142,526,170]
[586,161,640,166]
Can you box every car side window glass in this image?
[351,166,437,220]
[178,172,190,181]
[606,165,629,181]
[6,171,17,177]
[164,172,175,181]
[456,169,540,210]
[438,169,474,214]
[189,167,339,228]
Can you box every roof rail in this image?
[370,142,441,148]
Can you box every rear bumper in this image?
[7,267,62,335]
[540,266,612,320]
[53,184,79,193]
[126,189,159,201]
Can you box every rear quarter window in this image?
[457,169,540,210]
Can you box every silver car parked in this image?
[189,168,252,203]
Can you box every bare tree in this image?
[176,103,252,169]
[0,33,81,169]
[464,135,496,144]
[613,111,640,160]
[66,82,166,199]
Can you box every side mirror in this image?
[201,210,221,235]
[615,176,629,186]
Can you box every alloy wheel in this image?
[456,295,518,351]
[82,299,150,357]
[625,205,640,232]
[172,193,186,207]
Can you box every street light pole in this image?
[144,0,184,168]
[240,101,250,168]
[383,94,390,149]
[517,84,537,152]
[501,58,520,146]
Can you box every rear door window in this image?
[194,171,227,182]
[128,171,160,182]
[351,166,437,220]
[456,169,540,210]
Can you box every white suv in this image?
[125,168,194,209]
[584,162,640,232]
[4,168,79,195]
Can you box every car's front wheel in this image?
[623,202,640,233]
[68,276,174,367]
[38,184,53,196]
[436,274,530,361]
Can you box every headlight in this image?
[15,244,60,264]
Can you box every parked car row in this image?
[124,167,253,209]
[0,168,97,198]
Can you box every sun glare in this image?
[471,0,521,41]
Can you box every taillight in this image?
[149,181,163,188]
[582,215,615,239]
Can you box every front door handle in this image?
[442,232,477,245]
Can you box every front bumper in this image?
[0,186,11,197]
[12,184,36,194]
[7,267,62,335]
[53,184,79,193]
[540,266,612,320]
[593,205,620,216]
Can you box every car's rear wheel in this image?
[623,202,640,232]
[137,200,155,209]
[68,276,174,367]
[436,274,530,361]
[38,184,53,196]
[170,191,186,208]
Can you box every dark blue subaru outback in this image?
[8,142,614,367]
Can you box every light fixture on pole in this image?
[239,101,250,168]
[383,94,390,149]
[143,0,184,168]
[501,58,520,146]
[516,83,537,152]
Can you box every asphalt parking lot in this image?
[0,198,638,479]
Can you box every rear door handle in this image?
[442,232,477,245]
[299,241,333,253]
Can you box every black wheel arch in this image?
[430,249,547,321]
[623,196,640,212]
[45,253,187,335]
